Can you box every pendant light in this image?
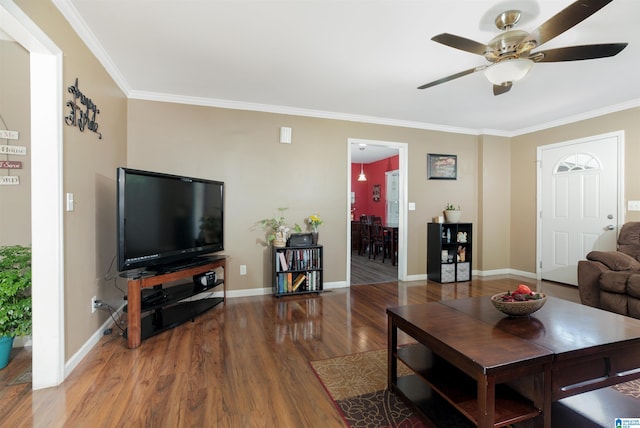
[357,163,367,182]
[357,144,367,181]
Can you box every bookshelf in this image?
[272,245,323,296]
[427,223,472,283]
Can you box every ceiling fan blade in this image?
[493,83,512,96]
[521,0,613,48]
[533,43,628,62]
[418,66,485,90]
[431,33,490,56]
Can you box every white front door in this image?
[539,132,623,285]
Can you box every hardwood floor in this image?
[0,276,578,427]
[350,250,397,285]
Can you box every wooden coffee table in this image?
[387,296,640,428]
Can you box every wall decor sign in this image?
[0,161,22,169]
[0,129,19,140]
[373,184,381,202]
[0,176,19,185]
[0,144,27,155]
[65,77,102,139]
[427,153,457,180]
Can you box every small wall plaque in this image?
[0,130,19,140]
[373,184,381,202]
[0,161,22,169]
[0,145,27,155]
[0,176,19,185]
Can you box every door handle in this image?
[606,224,616,230]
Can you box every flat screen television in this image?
[117,167,224,273]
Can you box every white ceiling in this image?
[352,143,399,164]
[55,0,640,161]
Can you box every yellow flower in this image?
[307,214,323,228]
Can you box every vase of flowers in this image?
[306,214,323,244]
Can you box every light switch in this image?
[408,202,416,211]
[66,193,74,212]
[628,200,640,211]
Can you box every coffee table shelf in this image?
[395,344,541,427]
[387,303,553,427]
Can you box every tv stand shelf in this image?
[125,256,227,348]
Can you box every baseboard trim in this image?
[65,303,125,378]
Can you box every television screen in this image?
[117,167,224,272]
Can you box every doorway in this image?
[537,131,624,285]
[1,2,65,389]
[347,138,407,285]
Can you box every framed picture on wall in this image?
[427,154,457,180]
[372,184,381,202]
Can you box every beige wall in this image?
[127,100,480,289]
[0,40,31,246]
[477,135,511,271]
[16,0,127,359]
[510,107,640,273]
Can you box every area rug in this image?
[310,349,475,427]
[310,349,425,428]
[310,349,640,428]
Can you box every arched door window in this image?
[554,153,601,173]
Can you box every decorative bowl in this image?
[491,292,547,317]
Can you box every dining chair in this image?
[370,217,386,262]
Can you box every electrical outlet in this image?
[240,265,247,275]
[91,296,97,313]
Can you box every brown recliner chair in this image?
[577,222,640,319]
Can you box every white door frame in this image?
[347,138,408,284]
[535,130,625,280]
[1,0,65,389]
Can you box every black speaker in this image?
[193,271,217,290]
[287,233,313,247]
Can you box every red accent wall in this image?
[350,155,399,223]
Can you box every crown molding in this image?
[53,0,130,95]
[128,89,482,136]
[510,99,640,137]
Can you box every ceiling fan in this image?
[418,0,628,96]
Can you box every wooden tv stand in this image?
[125,256,227,348]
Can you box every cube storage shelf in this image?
[427,222,472,283]
[272,245,323,296]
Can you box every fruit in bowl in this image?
[491,284,546,317]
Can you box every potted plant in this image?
[0,245,32,369]
[259,208,301,247]
[444,203,462,223]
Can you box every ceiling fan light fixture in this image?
[484,58,534,86]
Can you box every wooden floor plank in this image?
[0,277,577,427]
